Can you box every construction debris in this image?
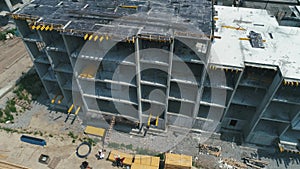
[221,158,248,169]
[13,97,32,110]
[242,157,269,169]
[198,144,221,157]
[278,140,300,154]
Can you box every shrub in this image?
[68,131,78,140]
[108,142,120,149]
[125,144,133,150]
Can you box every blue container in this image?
[20,135,46,146]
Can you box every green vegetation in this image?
[0,100,16,123]
[125,144,133,150]
[6,100,16,112]
[0,126,18,133]
[86,138,97,146]
[13,87,30,103]
[135,147,156,156]
[108,142,121,149]
[107,142,156,155]
[68,131,78,140]
[16,70,43,101]
[0,28,17,41]
[0,70,43,123]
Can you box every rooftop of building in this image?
[210,5,300,80]
[12,0,212,40]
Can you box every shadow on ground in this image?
[254,148,300,168]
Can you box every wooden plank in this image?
[108,150,133,166]
[48,157,61,169]
[131,163,158,169]
[164,153,192,169]
[0,160,30,169]
[134,155,160,167]
[84,126,105,137]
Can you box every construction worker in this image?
[97,149,105,160]
[115,155,125,168]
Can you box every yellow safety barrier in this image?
[99,36,104,42]
[222,25,246,31]
[68,104,74,113]
[31,25,36,30]
[57,95,64,104]
[239,37,250,40]
[94,35,98,41]
[79,73,94,78]
[119,5,138,9]
[155,116,159,126]
[239,37,266,42]
[88,35,93,40]
[40,25,45,31]
[284,80,300,86]
[51,94,59,104]
[106,34,109,40]
[132,37,135,43]
[147,114,152,126]
[45,25,50,31]
[36,25,41,30]
[84,34,89,40]
[49,25,54,31]
[75,106,81,115]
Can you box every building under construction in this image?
[10,0,300,147]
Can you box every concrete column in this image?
[164,38,174,129]
[245,71,283,142]
[222,69,243,121]
[4,0,13,11]
[135,37,142,128]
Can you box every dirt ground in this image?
[0,38,32,96]
[0,101,117,169]
[0,37,116,169]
